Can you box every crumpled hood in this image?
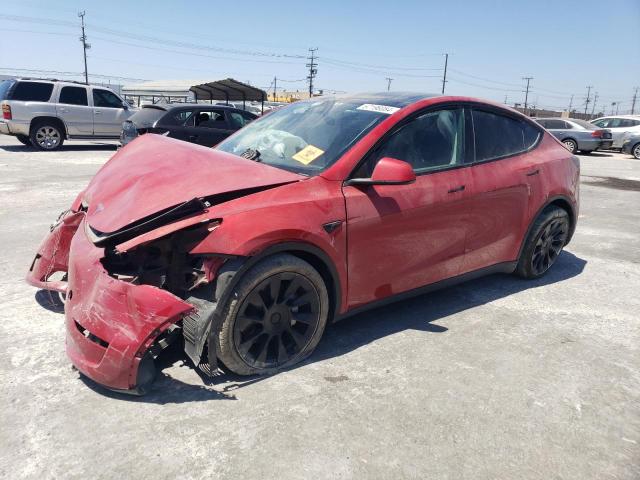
[82,134,304,233]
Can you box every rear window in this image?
[10,81,54,102]
[128,106,167,128]
[569,119,597,130]
[0,80,15,100]
[59,86,88,106]
[472,109,540,161]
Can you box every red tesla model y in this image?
[27,93,579,394]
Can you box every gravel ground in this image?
[0,136,638,479]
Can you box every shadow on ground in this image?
[0,144,117,153]
[65,251,587,403]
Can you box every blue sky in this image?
[1,0,638,113]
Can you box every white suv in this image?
[0,78,134,150]
[590,115,640,149]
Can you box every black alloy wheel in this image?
[530,216,569,276]
[233,271,321,369]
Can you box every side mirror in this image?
[345,157,416,186]
[122,101,129,110]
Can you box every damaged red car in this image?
[27,93,579,394]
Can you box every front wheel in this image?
[632,143,640,160]
[516,207,570,279]
[216,254,329,376]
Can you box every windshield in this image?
[215,97,394,175]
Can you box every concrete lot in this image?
[0,135,638,480]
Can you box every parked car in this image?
[27,93,579,394]
[621,133,640,159]
[0,78,133,150]
[590,115,640,149]
[535,117,612,154]
[120,103,257,147]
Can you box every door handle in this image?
[94,110,102,115]
[525,169,540,176]
[447,185,465,193]
[188,135,197,141]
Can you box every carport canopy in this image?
[190,78,267,111]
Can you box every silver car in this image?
[591,116,640,149]
[0,78,134,150]
[535,117,612,154]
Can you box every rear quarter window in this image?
[472,109,540,162]
[10,82,54,102]
[0,80,16,100]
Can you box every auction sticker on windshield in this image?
[356,104,400,114]
[292,145,325,165]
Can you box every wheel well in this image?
[286,249,339,321]
[30,116,67,137]
[547,197,576,243]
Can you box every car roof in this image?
[593,115,640,120]
[315,92,442,108]
[141,103,254,114]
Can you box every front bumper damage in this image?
[27,213,195,394]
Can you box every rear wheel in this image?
[30,121,64,151]
[16,134,32,146]
[516,206,570,279]
[562,138,577,154]
[632,143,640,160]
[216,254,329,376]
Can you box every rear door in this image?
[91,88,131,136]
[461,107,544,273]
[189,108,234,146]
[56,85,93,135]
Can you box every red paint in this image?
[26,96,579,392]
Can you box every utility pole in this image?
[522,77,533,113]
[584,85,593,114]
[590,92,599,116]
[568,94,574,112]
[306,48,318,98]
[504,94,508,105]
[632,87,638,115]
[272,76,277,102]
[385,77,393,91]
[78,11,90,84]
[441,53,449,94]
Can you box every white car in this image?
[590,115,640,149]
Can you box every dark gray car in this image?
[535,117,612,154]
[121,103,257,147]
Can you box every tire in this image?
[562,138,577,154]
[516,206,570,279]
[632,143,640,160]
[216,254,329,376]
[30,121,65,151]
[16,134,32,146]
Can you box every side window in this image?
[608,118,623,128]
[194,110,227,129]
[356,108,465,176]
[228,112,250,129]
[10,82,54,101]
[165,110,194,125]
[59,86,88,106]
[545,119,565,129]
[472,109,538,161]
[92,89,123,108]
[592,119,607,128]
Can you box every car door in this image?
[460,107,544,274]
[343,106,474,308]
[159,108,196,142]
[188,108,234,146]
[56,85,93,135]
[91,88,131,137]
